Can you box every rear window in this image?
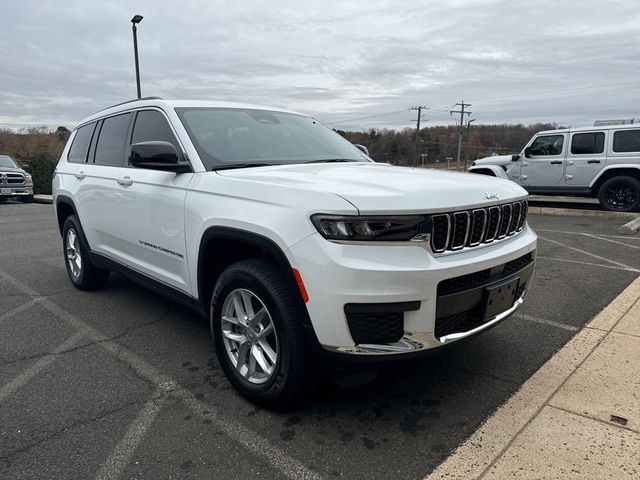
[68,123,96,163]
[571,132,605,155]
[94,113,132,166]
[612,129,640,153]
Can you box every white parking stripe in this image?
[514,313,579,332]
[537,256,640,273]
[0,330,85,403]
[0,297,41,325]
[534,228,640,240]
[538,236,637,271]
[94,388,166,480]
[0,268,324,480]
[584,233,640,250]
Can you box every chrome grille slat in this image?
[430,201,528,254]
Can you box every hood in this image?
[0,166,25,173]
[473,154,515,166]
[217,162,527,214]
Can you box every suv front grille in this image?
[430,200,528,254]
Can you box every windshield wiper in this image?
[212,163,275,171]
[304,159,360,164]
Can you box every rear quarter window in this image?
[67,122,97,163]
[612,129,640,153]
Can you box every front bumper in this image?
[288,224,537,358]
[0,187,33,197]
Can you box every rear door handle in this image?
[587,160,601,164]
[74,171,85,180]
[550,161,563,165]
[116,176,133,186]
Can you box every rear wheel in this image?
[62,215,110,290]
[598,176,640,212]
[210,259,313,408]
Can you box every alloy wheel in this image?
[220,288,279,384]
[66,228,82,278]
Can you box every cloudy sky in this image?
[1,0,639,131]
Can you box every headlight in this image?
[311,214,430,242]
[24,173,33,182]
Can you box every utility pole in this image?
[464,118,476,171]
[450,101,472,170]
[409,105,427,167]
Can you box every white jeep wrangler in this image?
[469,124,640,211]
[53,98,537,407]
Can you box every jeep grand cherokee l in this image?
[53,97,537,407]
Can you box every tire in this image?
[598,176,640,212]
[210,259,314,409]
[21,195,34,203]
[62,215,110,290]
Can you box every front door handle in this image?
[116,176,133,186]
[587,160,601,164]
[550,161,563,165]
[74,171,85,180]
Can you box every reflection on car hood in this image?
[217,162,528,214]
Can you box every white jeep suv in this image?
[53,98,537,407]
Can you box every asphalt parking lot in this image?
[1,203,639,480]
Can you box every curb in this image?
[618,216,640,235]
[528,206,638,220]
[424,276,640,480]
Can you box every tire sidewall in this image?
[211,266,295,401]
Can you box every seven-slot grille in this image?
[1,173,25,185]
[430,200,527,253]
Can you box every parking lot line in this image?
[534,228,640,241]
[0,297,42,325]
[0,330,85,403]
[514,313,579,332]
[94,388,167,480]
[0,268,325,480]
[538,236,637,271]
[583,233,640,250]
[536,256,640,273]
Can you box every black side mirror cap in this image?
[523,147,532,158]
[129,141,191,173]
[511,154,521,162]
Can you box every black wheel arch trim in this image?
[55,195,78,235]
[197,226,314,328]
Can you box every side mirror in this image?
[511,154,520,162]
[129,141,191,173]
[21,164,31,173]
[354,144,369,156]
[523,147,532,158]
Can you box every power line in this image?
[328,109,408,125]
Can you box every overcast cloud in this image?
[1,0,639,131]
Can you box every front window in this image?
[175,107,368,170]
[529,135,564,156]
[0,156,18,168]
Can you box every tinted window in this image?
[571,132,605,155]
[131,110,180,153]
[94,113,132,166]
[176,107,366,170]
[529,135,564,156]
[613,129,640,153]
[68,123,96,163]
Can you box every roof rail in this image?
[97,96,164,113]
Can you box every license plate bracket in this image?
[1,188,10,194]
[483,277,520,320]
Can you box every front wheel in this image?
[210,259,314,408]
[598,176,640,212]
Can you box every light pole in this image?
[131,15,143,99]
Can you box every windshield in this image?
[0,156,18,168]
[175,107,368,170]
